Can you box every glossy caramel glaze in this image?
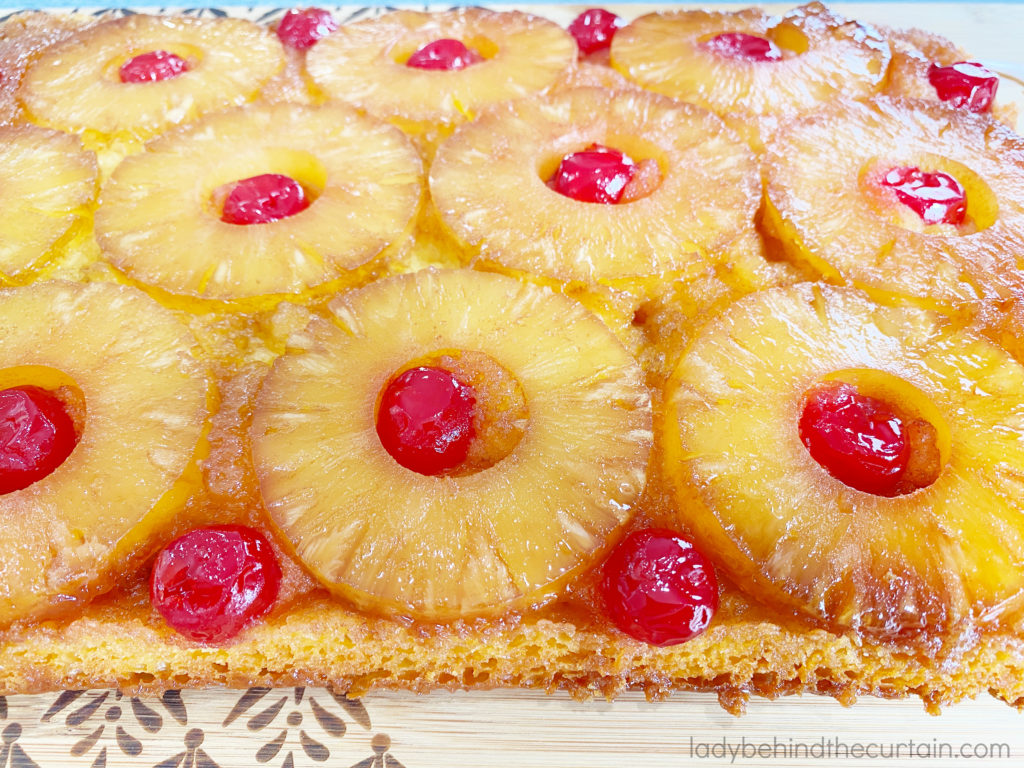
[0,7,1022,715]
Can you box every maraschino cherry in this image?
[601,529,719,646]
[119,51,189,83]
[276,7,338,50]
[881,166,967,226]
[928,61,998,113]
[0,386,77,495]
[568,8,624,56]
[221,173,310,225]
[800,381,909,496]
[377,366,476,475]
[703,32,782,62]
[150,525,282,643]
[406,39,483,71]
[550,144,636,204]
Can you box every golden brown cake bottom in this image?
[3,594,1023,716]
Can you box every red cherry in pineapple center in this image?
[550,143,636,204]
[928,61,998,113]
[601,529,719,646]
[703,32,782,62]
[0,385,77,495]
[406,39,484,71]
[800,381,910,496]
[377,366,476,476]
[276,7,337,50]
[150,525,282,643]
[881,166,967,226]
[119,50,189,83]
[220,173,310,225]
[568,8,624,56]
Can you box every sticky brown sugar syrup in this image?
[0,4,1021,713]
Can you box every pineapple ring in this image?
[879,28,1017,127]
[881,28,967,105]
[0,12,95,125]
[95,102,423,309]
[251,269,652,620]
[763,97,1024,310]
[0,125,96,283]
[665,283,1024,635]
[20,14,285,140]
[305,8,575,135]
[0,281,209,628]
[610,3,889,121]
[430,87,759,287]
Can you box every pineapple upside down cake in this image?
[0,1,1022,714]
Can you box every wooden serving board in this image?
[0,3,1022,767]
[1,688,1023,767]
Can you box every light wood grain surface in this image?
[2,688,1021,767]
[2,4,1022,767]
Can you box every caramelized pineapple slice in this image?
[95,102,423,311]
[0,281,209,627]
[881,27,1015,127]
[0,11,95,125]
[251,269,651,620]
[430,87,758,290]
[763,96,1024,312]
[664,283,1024,635]
[0,125,96,283]
[20,14,285,142]
[306,8,576,151]
[883,27,969,103]
[610,3,889,147]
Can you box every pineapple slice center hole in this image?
[860,154,998,235]
[205,149,327,221]
[695,23,809,59]
[539,136,664,204]
[803,368,949,497]
[766,21,809,55]
[102,42,205,83]
[0,365,86,492]
[377,350,527,477]
[390,35,497,66]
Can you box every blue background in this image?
[1,0,1021,7]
